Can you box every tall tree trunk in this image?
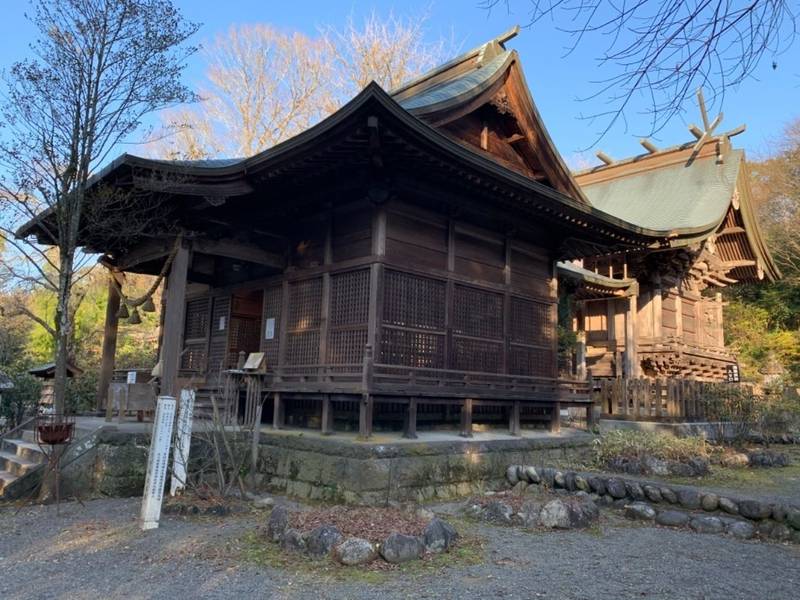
[53,248,76,417]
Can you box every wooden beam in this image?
[404,397,418,439]
[624,294,639,378]
[116,239,173,270]
[159,242,190,397]
[132,175,253,197]
[321,394,333,435]
[460,398,473,438]
[273,392,285,429]
[192,238,284,269]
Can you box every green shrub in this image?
[0,370,42,431]
[593,430,709,465]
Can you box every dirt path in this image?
[2,497,798,599]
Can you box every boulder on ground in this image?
[738,500,772,520]
[306,525,344,559]
[518,500,543,528]
[718,497,738,515]
[483,500,513,524]
[506,465,520,485]
[643,485,662,503]
[380,532,424,563]
[690,516,724,534]
[539,467,557,488]
[643,456,670,476]
[677,489,701,510]
[423,518,459,553]
[267,505,289,542]
[511,481,528,495]
[659,487,678,504]
[701,493,719,512]
[539,496,599,529]
[625,502,656,521]
[625,481,645,501]
[721,453,749,468]
[280,528,306,553]
[655,510,690,527]
[587,476,606,495]
[726,521,755,540]
[606,478,627,499]
[563,472,577,491]
[575,475,590,492]
[554,471,566,488]
[787,507,800,530]
[523,466,540,484]
[770,523,792,541]
[333,538,377,565]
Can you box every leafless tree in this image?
[158,11,451,160]
[484,1,797,140]
[0,0,198,417]
[751,117,800,281]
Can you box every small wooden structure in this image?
[28,363,82,410]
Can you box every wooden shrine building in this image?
[16,29,776,434]
[564,121,779,381]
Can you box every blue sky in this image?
[1,0,797,167]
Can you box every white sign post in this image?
[170,388,195,497]
[140,395,176,531]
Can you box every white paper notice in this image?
[126,371,137,384]
[265,317,276,340]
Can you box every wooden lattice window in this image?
[181,298,210,371]
[453,285,503,339]
[286,278,323,365]
[383,270,445,330]
[184,298,210,340]
[509,345,553,378]
[330,270,369,326]
[329,329,369,364]
[207,296,230,373]
[451,338,503,373]
[510,297,552,344]
[380,327,445,368]
[328,270,369,364]
[286,331,320,365]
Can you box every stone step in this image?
[0,450,39,477]
[0,470,18,495]
[1,438,46,463]
[20,429,37,444]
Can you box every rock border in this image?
[505,464,800,544]
[265,505,459,566]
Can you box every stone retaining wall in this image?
[506,464,800,543]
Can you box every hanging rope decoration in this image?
[105,234,183,325]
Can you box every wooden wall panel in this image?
[332,208,372,262]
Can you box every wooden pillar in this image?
[624,294,639,379]
[459,398,473,438]
[509,400,521,436]
[96,271,122,411]
[674,290,683,338]
[549,401,561,433]
[272,392,285,429]
[159,242,190,397]
[403,397,418,439]
[359,345,374,439]
[652,278,663,339]
[715,292,724,347]
[321,394,333,435]
[575,330,587,380]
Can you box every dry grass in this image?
[593,430,711,465]
[289,506,428,544]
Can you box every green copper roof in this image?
[581,150,742,234]
[394,51,513,114]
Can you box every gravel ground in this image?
[1,497,798,600]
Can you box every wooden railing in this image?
[595,377,755,422]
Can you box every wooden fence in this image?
[594,377,756,422]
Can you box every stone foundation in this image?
[255,431,594,505]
